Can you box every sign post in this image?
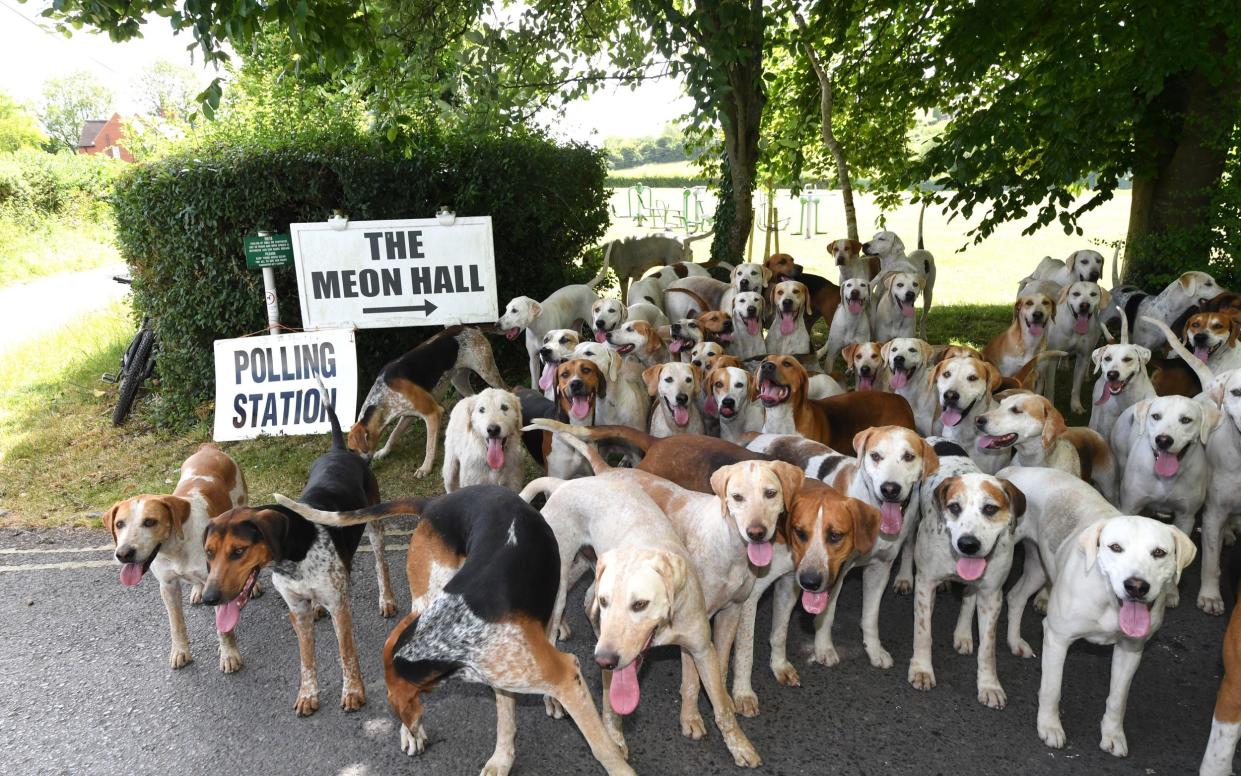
[244,232,295,336]
[288,216,498,330]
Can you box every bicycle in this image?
[101,275,158,426]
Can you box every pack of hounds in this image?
[104,227,1241,775]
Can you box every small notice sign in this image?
[244,234,295,269]
[212,329,357,442]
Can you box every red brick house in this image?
[77,113,134,162]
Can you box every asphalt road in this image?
[0,264,128,355]
[0,521,1229,776]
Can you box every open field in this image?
[607,160,701,180]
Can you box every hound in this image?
[842,342,888,392]
[524,475,762,767]
[203,396,395,716]
[1199,369,1241,615]
[274,487,634,776]
[644,362,705,437]
[728,291,767,360]
[1089,340,1156,437]
[441,387,527,493]
[871,271,922,342]
[1180,312,1241,373]
[1102,269,1221,352]
[651,261,712,287]
[1043,281,1110,414]
[499,283,601,388]
[689,341,726,375]
[1110,394,1218,607]
[761,252,843,329]
[1201,546,1241,774]
[708,366,765,443]
[665,276,730,322]
[974,393,1117,501]
[766,280,811,355]
[103,444,249,672]
[350,326,505,475]
[600,233,690,304]
[882,338,936,435]
[606,320,669,368]
[666,318,705,360]
[571,341,650,442]
[755,427,939,669]
[827,238,870,284]
[590,297,669,343]
[719,262,770,314]
[931,355,1011,474]
[549,358,607,478]
[982,294,1055,379]
[862,220,937,338]
[1000,467,1195,758]
[909,453,1026,708]
[818,278,871,371]
[627,274,665,310]
[537,328,582,396]
[1018,249,1106,291]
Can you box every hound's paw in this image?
[1033,592,1049,614]
[953,632,975,655]
[544,695,565,719]
[977,684,1007,709]
[555,620,572,641]
[379,596,398,618]
[400,723,428,756]
[1166,590,1181,609]
[1199,593,1225,616]
[606,727,629,760]
[1010,639,1036,659]
[294,692,320,717]
[413,465,432,479]
[341,686,366,711]
[251,580,264,599]
[1100,729,1129,757]
[1038,719,1066,749]
[730,742,762,769]
[189,584,204,605]
[732,692,760,718]
[892,577,913,595]
[866,645,894,669]
[680,712,706,740]
[218,651,242,674]
[169,647,193,669]
[480,757,513,776]
[809,646,840,667]
[771,660,801,687]
[908,665,935,691]
[373,448,392,462]
[1070,400,1085,415]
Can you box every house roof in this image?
[78,119,109,148]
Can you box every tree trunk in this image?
[796,13,857,241]
[1123,62,1240,287]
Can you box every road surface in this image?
[0,522,1226,775]
[0,264,128,354]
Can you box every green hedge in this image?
[112,131,609,425]
[0,149,119,220]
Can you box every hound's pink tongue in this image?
[595,330,608,343]
[780,313,796,335]
[119,563,144,587]
[977,434,1001,450]
[1155,450,1180,477]
[704,395,718,417]
[506,327,520,340]
[486,438,505,470]
[858,374,875,391]
[802,590,829,614]
[609,661,641,715]
[1194,345,1211,362]
[1119,599,1152,638]
[669,339,684,354]
[538,363,556,391]
[940,407,963,427]
[1028,322,1045,336]
[847,299,863,315]
[900,301,916,318]
[570,396,592,419]
[672,404,690,426]
[889,370,909,389]
[880,502,903,535]
[747,540,773,567]
[1074,314,1091,334]
[957,556,987,581]
[745,318,760,335]
[216,598,241,634]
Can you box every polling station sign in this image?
[213,330,358,442]
[289,216,498,330]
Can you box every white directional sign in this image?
[289,216,498,330]
[212,330,358,442]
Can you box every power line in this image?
[0,0,123,76]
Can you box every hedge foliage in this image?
[0,149,119,221]
[112,131,609,425]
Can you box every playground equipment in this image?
[611,184,713,234]
[793,185,827,236]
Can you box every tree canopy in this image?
[0,91,46,153]
[38,70,114,153]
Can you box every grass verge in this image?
[0,211,119,287]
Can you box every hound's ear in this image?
[1040,400,1067,450]
[1179,273,1195,292]
[1001,479,1027,526]
[247,508,291,560]
[1203,374,1229,408]
[457,394,478,418]
[928,358,947,388]
[1201,405,1222,445]
[841,344,859,370]
[616,304,630,324]
[1099,287,1111,310]
[511,394,523,428]
[157,496,191,540]
[918,339,933,364]
[1132,398,1154,436]
[1077,519,1107,572]
[1091,346,1106,373]
[654,551,689,608]
[709,464,734,502]
[933,477,958,515]
[879,340,894,364]
[1171,525,1198,584]
[850,500,882,557]
[919,437,941,479]
[643,323,666,355]
[1067,251,1079,273]
[983,362,1003,393]
[748,371,760,401]
[1057,283,1072,306]
[1135,345,1152,367]
[771,461,806,511]
[102,503,120,542]
[528,301,542,319]
[761,266,772,284]
[643,365,662,397]
[1045,296,1057,321]
[688,364,703,390]
[852,427,876,459]
[1229,319,1240,349]
[605,350,621,383]
[587,554,609,625]
[1012,299,1023,318]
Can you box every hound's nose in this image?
[798,570,824,591]
[782,300,794,310]
[746,525,767,541]
[115,545,136,564]
[486,424,501,438]
[595,319,606,330]
[739,279,750,290]
[570,378,585,393]
[943,390,959,405]
[671,323,683,332]
[200,586,222,606]
[975,415,988,429]
[760,361,775,374]
[862,242,872,253]
[1124,577,1151,600]
[1106,370,1120,381]
[539,347,552,358]
[721,397,736,409]
[879,482,902,501]
[957,534,982,556]
[746,307,757,317]
[904,292,916,302]
[1155,434,1174,450]
[594,651,619,670]
[1031,310,1045,321]
[1194,332,1210,344]
[1089,272,1101,281]
[675,393,689,406]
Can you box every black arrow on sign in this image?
[362,299,439,315]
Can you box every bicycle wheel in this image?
[112,329,154,426]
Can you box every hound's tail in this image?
[525,422,612,475]
[586,241,615,289]
[681,229,715,261]
[315,373,346,452]
[1142,315,1216,387]
[917,200,927,251]
[272,494,429,527]
[1012,349,1069,389]
[524,418,657,458]
[1111,242,1122,290]
[519,476,569,504]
